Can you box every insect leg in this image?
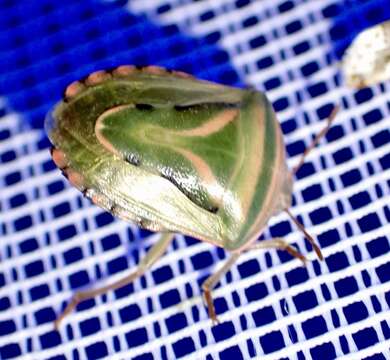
[202,252,241,324]
[284,208,323,260]
[292,105,339,176]
[286,107,339,261]
[54,232,175,329]
[249,238,307,264]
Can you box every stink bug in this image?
[46,65,337,328]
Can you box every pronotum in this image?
[46,65,337,328]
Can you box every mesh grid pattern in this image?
[1,0,389,359]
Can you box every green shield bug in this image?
[46,65,337,328]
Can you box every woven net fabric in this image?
[0,0,389,359]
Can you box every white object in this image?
[342,20,390,88]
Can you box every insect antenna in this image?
[284,208,323,260]
[292,105,339,176]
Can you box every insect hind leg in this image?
[54,233,175,329]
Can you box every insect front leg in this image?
[284,105,339,260]
[202,252,241,324]
[55,232,175,329]
[249,238,307,264]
